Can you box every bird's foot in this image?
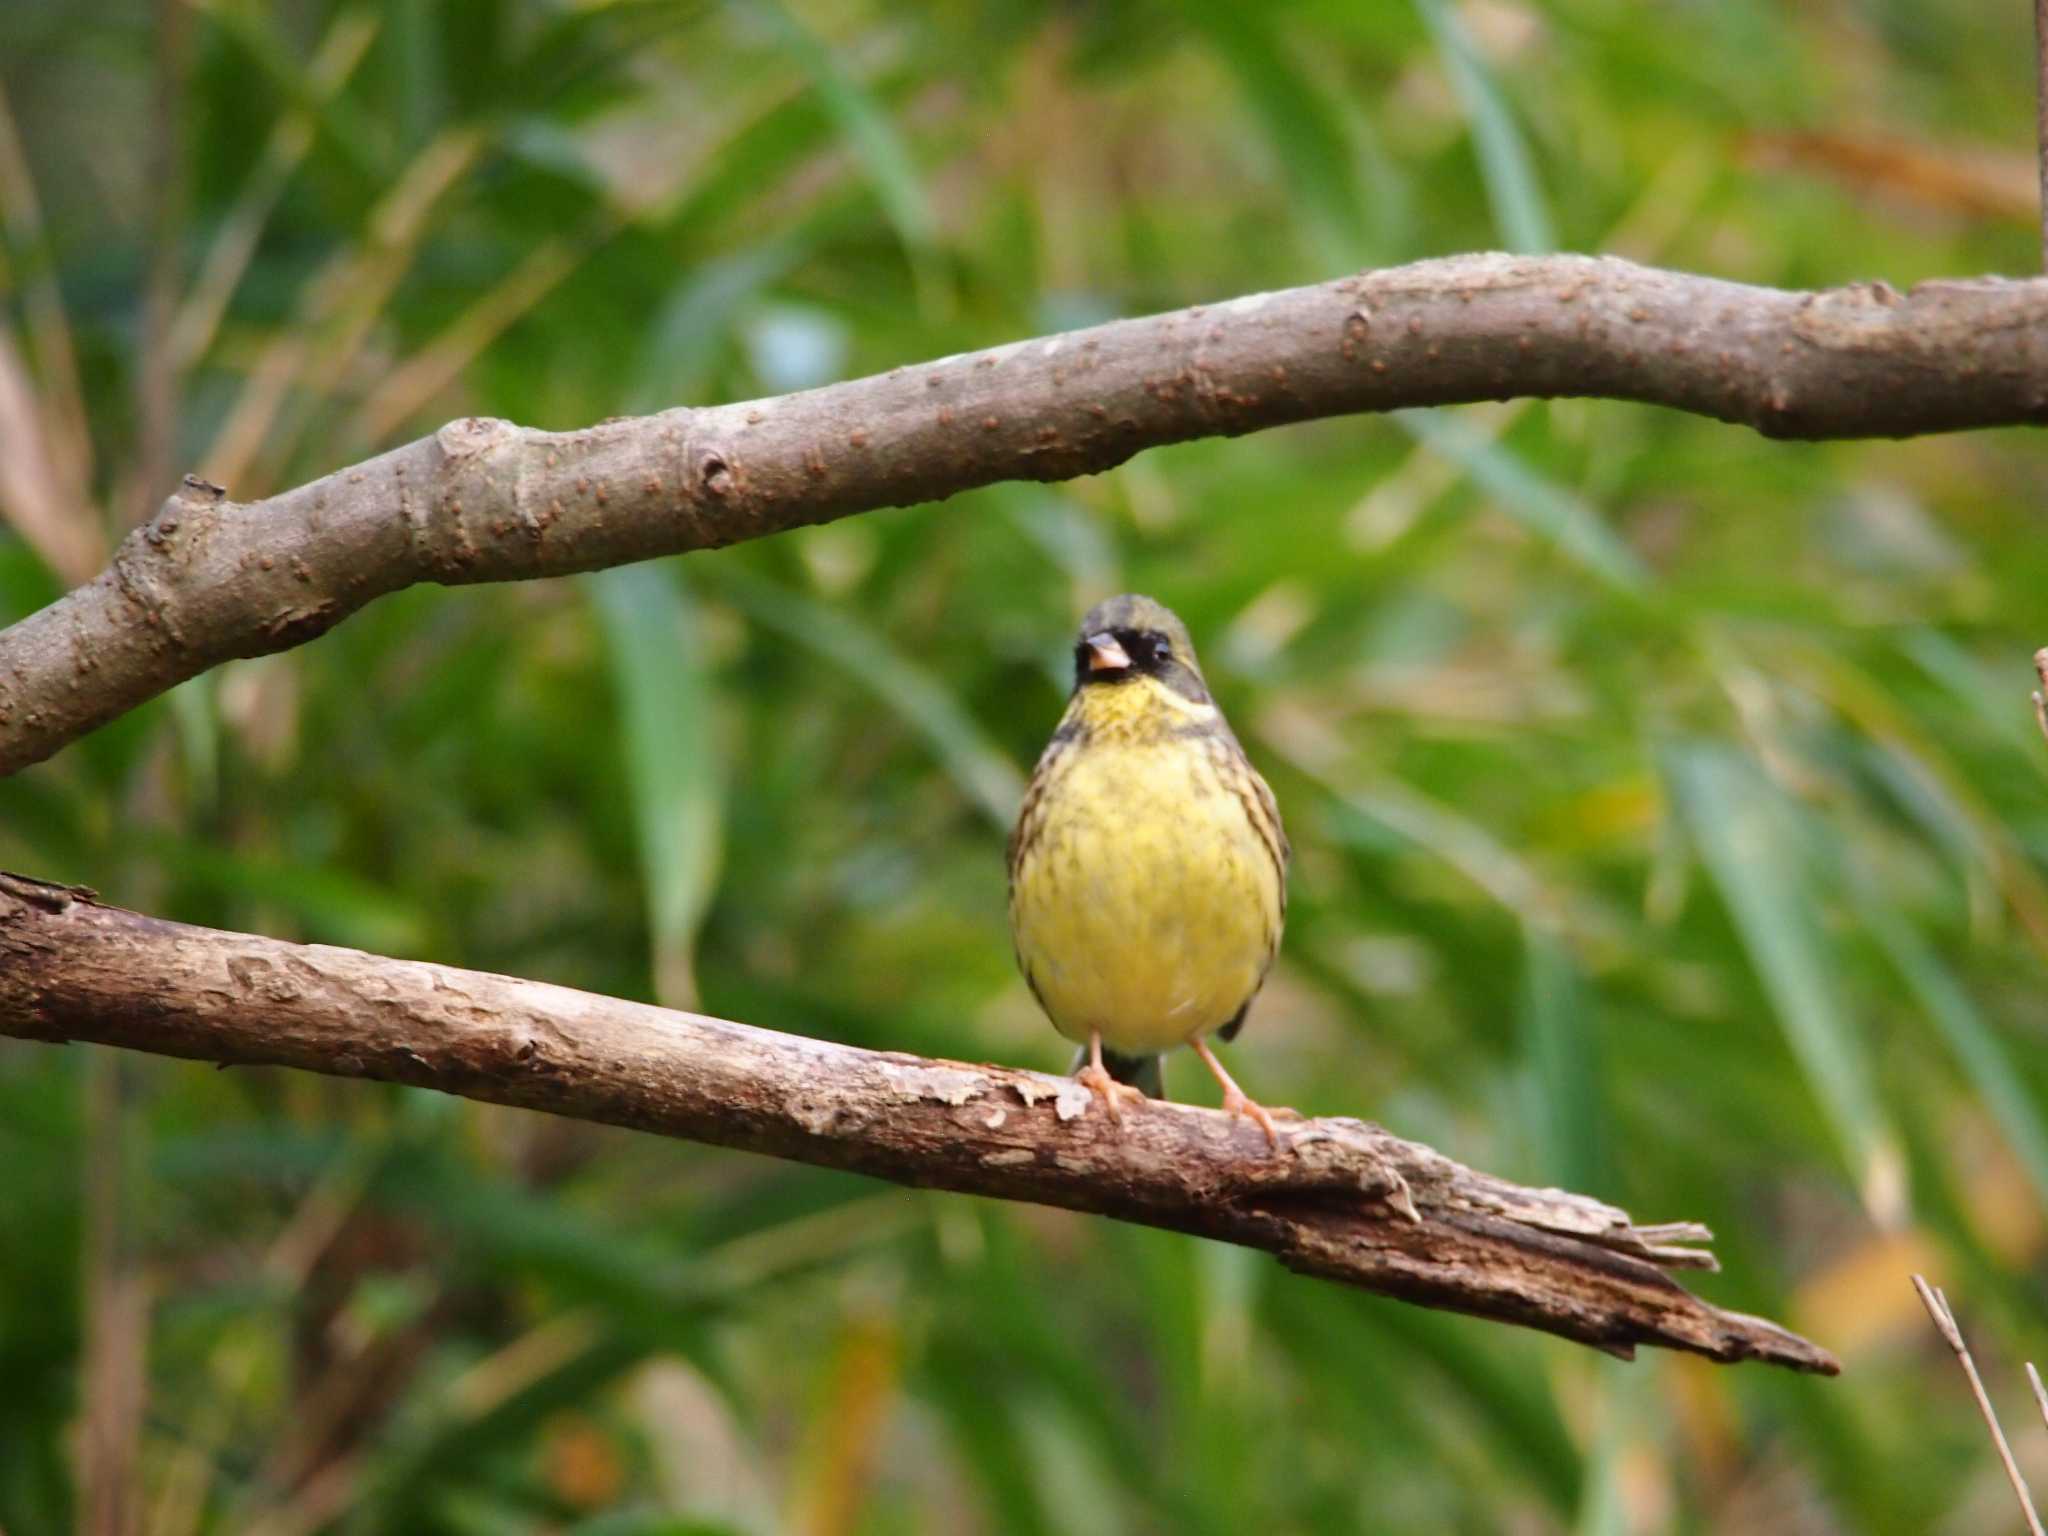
[1219,1085,1288,1153]
[1075,1063,1147,1125]
[1188,1035,1291,1154]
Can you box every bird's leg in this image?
[1075,1030,1146,1124]
[1189,1036,1285,1151]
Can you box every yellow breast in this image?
[1009,681,1285,1056]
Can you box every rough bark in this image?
[0,872,1837,1374]
[3,252,2048,776]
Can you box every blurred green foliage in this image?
[5,0,2048,1530]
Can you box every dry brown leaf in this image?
[0,324,103,584]
[1745,130,2037,224]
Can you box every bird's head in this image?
[1071,593,1209,704]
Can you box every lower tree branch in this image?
[0,872,1837,1375]
[4,252,2048,777]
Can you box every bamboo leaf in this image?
[748,0,936,259]
[589,563,725,1008]
[1520,930,1609,1193]
[1413,0,1555,253]
[1394,408,1649,595]
[1900,629,2048,764]
[1184,0,1372,266]
[1860,897,2048,1212]
[1668,744,1903,1223]
[713,565,1024,828]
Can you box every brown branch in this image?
[4,252,2048,777]
[0,871,1837,1374]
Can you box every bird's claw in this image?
[1076,1063,1146,1124]
[1219,1086,1288,1152]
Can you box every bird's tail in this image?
[1071,1044,1164,1099]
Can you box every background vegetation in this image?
[5,0,2048,1530]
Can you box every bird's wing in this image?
[1008,716,1080,885]
[1225,747,1290,902]
[1217,744,1289,1044]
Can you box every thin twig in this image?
[146,1151,375,1536]
[1913,1274,2045,1536]
[168,8,382,372]
[0,78,95,511]
[344,223,616,445]
[2033,647,2048,745]
[201,125,488,496]
[2036,0,2048,270]
[0,322,104,582]
[2029,1361,2048,1436]
[77,1053,145,1536]
[130,0,193,528]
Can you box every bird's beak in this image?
[1085,632,1132,672]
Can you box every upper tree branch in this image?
[0,871,1836,1374]
[5,252,2048,776]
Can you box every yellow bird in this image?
[1008,594,1290,1146]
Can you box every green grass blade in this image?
[1571,1362,1644,1536]
[148,834,430,954]
[1668,744,1902,1221]
[713,565,1024,828]
[1860,898,2048,1210]
[562,1516,749,1536]
[1310,763,1548,917]
[199,2,384,181]
[923,1343,1054,1536]
[1899,629,2048,764]
[1520,930,1609,1193]
[1395,408,1649,595]
[1413,0,1554,253]
[748,0,935,261]
[1184,0,1370,267]
[369,1330,655,1519]
[165,673,219,815]
[589,563,725,1007]
[630,235,814,412]
[1272,1280,1583,1516]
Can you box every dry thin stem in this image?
[0,82,103,584]
[1912,1274,2045,1536]
[2030,1361,2048,1437]
[0,77,94,508]
[0,324,104,583]
[8,254,2048,777]
[2036,0,2048,270]
[345,223,615,445]
[199,125,488,496]
[129,0,193,530]
[168,9,383,372]
[236,1453,361,1536]
[77,1052,145,1536]
[146,1153,372,1536]
[0,872,1838,1374]
[2033,648,2048,745]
